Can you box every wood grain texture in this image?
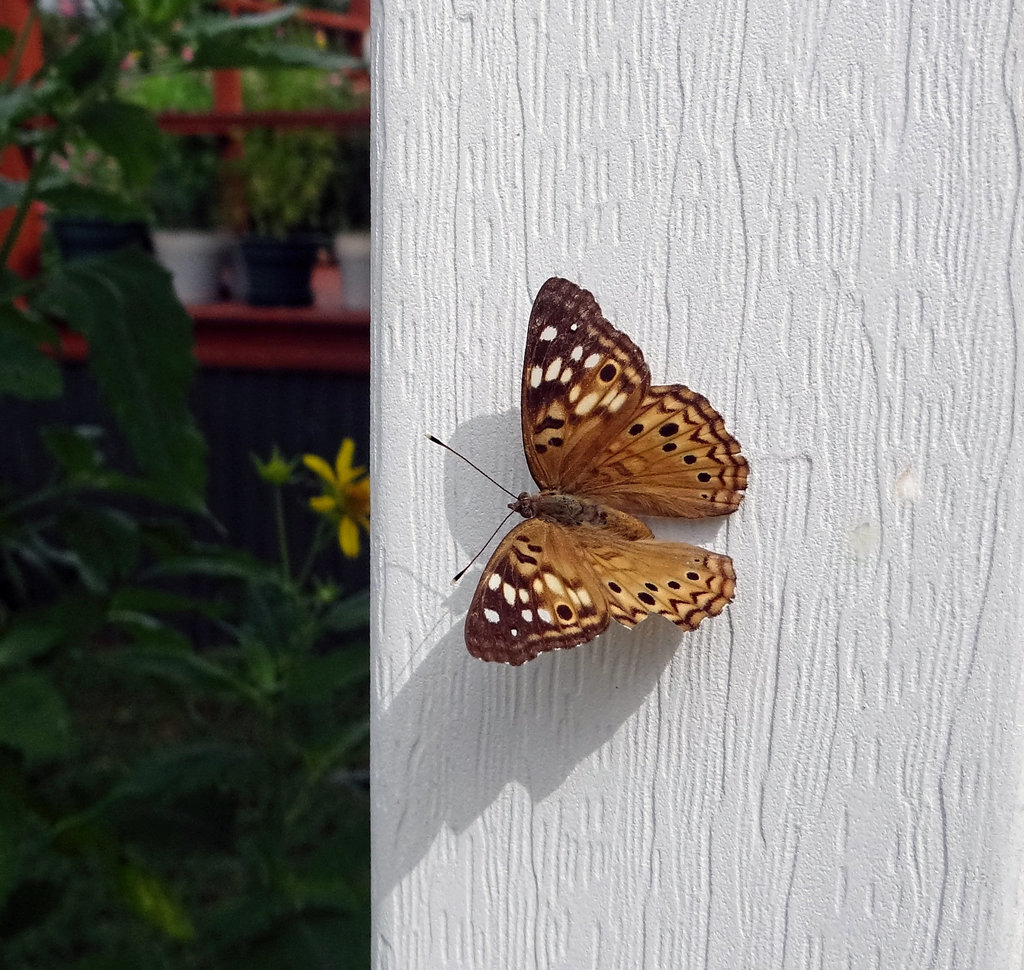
[371,0,1024,966]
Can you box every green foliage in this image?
[238,63,357,238]
[0,4,370,967]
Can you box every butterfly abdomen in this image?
[512,491,653,540]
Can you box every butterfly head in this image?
[509,492,538,519]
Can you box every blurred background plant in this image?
[0,0,370,965]
[237,43,358,239]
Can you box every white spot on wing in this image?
[519,587,529,603]
[537,608,553,624]
[487,573,501,590]
[570,345,583,361]
[544,357,563,381]
[510,628,518,637]
[529,366,543,388]
[560,368,573,383]
[584,353,601,368]
[484,609,500,624]
[578,588,593,607]
[608,391,628,412]
[543,573,566,595]
[540,325,558,341]
[576,391,600,415]
[503,583,516,605]
[522,609,533,622]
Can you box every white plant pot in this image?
[152,230,232,305]
[334,231,371,310]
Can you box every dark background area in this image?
[3,362,371,590]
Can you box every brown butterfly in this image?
[464,277,748,665]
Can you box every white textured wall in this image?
[371,1,1024,967]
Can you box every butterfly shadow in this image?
[374,410,727,900]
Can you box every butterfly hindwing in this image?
[465,520,610,665]
[580,384,749,517]
[577,532,736,631]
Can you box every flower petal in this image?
[309,495,337,515]
[334,439,356,478]
[339,515,361,558]
[303,453,337,485]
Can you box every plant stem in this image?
[272,482,290,582]
[0,120,65,272]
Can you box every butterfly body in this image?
[464,278,748,666]
[511,490,654,540]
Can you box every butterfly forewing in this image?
[521,279,747,517]
[522,278,651,490]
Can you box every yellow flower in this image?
[304,439,370,558]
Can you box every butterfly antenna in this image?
[426,435,517,499]
[451,509,516,584]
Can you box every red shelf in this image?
[157,107,370,135]
[59,303,369,374]
[221,0,369,34]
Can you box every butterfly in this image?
[464,277,748,665]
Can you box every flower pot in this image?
[239,235,322,307]
[333,231,371,310]
[152,229,232,305]
[50,216,152,263]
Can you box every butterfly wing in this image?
[578,384,748,517]
[522,277,651,490]
[465,519,736,665]
[577,529,736,631]
[465,519,610,665]
[521,278,747,517]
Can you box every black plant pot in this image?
[50,216,153,263]
[239,235,322,307]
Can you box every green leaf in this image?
[111,742,262,804]
[191,38,360,71]
[0,599,105,671]
[192,7,299,38]
[115,859,194,940]
[41,424,106,476]
[0,305,62,400]
[75,101,165,187]
[287,647,368,700]
[58,505,140,590]
[321,589,370,635]
[0,27,14,58]
[99,645,259,704]
[0,672,70,760]
[111,585,220,618]
[34,249,207,509]
[36,180,148,220]
[49,31,118,90]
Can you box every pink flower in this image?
[181,46,194,63]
